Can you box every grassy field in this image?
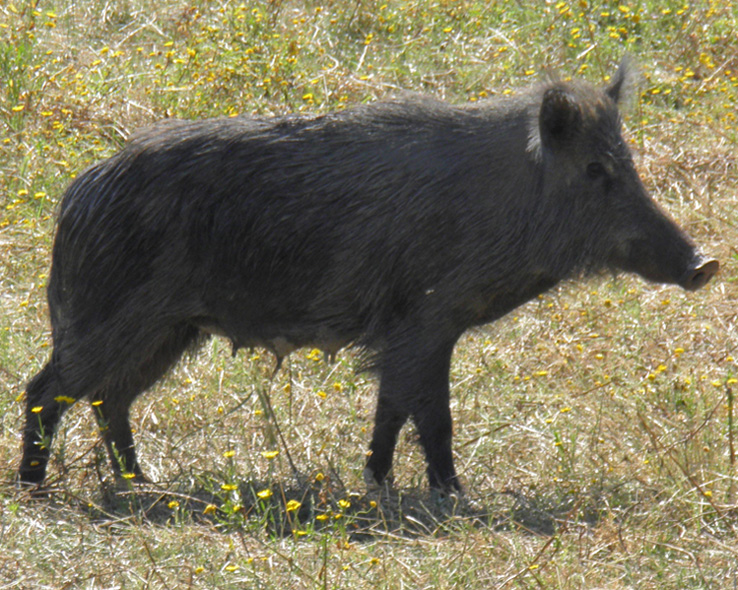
[1,0,737,588]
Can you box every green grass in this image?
[1,0,737,588]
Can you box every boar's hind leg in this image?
[367,338,460,493]
[18,322,202,487]
[19,361,76,486]
[90,323,203,481]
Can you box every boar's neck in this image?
[438,103,574,315]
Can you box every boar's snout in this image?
[679,257,719,291]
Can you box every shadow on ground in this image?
[7,472,633,539]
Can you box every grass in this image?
[1,0,737,588]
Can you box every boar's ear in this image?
[605,56,639,105]
[540,88,581,146]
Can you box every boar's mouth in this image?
[679,257,719,291]
[610,245,719,292]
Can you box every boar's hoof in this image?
[680,258,719,291]
[16,478,49,498]
[113,471,150,491]
[362,467,379,488]
[429,486,465,512]
[363,467,393,491]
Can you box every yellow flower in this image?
[306,348,322,361]
[256,488,272,500]
[168,500,180,509]
[121,472,136,480]
[203,504,217,515]
[221,483,238,491]
[54,396,76,404]
[222,450,235,458]
[261,450,279,460]
[285,500,301,512]
[338,499,351,510]
[31,406,43,413]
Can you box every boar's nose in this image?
[679,257,719,291]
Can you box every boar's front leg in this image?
[364,383,410,488]
[366,336,460,493]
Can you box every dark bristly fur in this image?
[18,59,717,492]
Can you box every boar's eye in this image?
[586,162,607,180]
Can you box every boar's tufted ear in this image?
[539,87,581,146]
[606,56,639,105]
